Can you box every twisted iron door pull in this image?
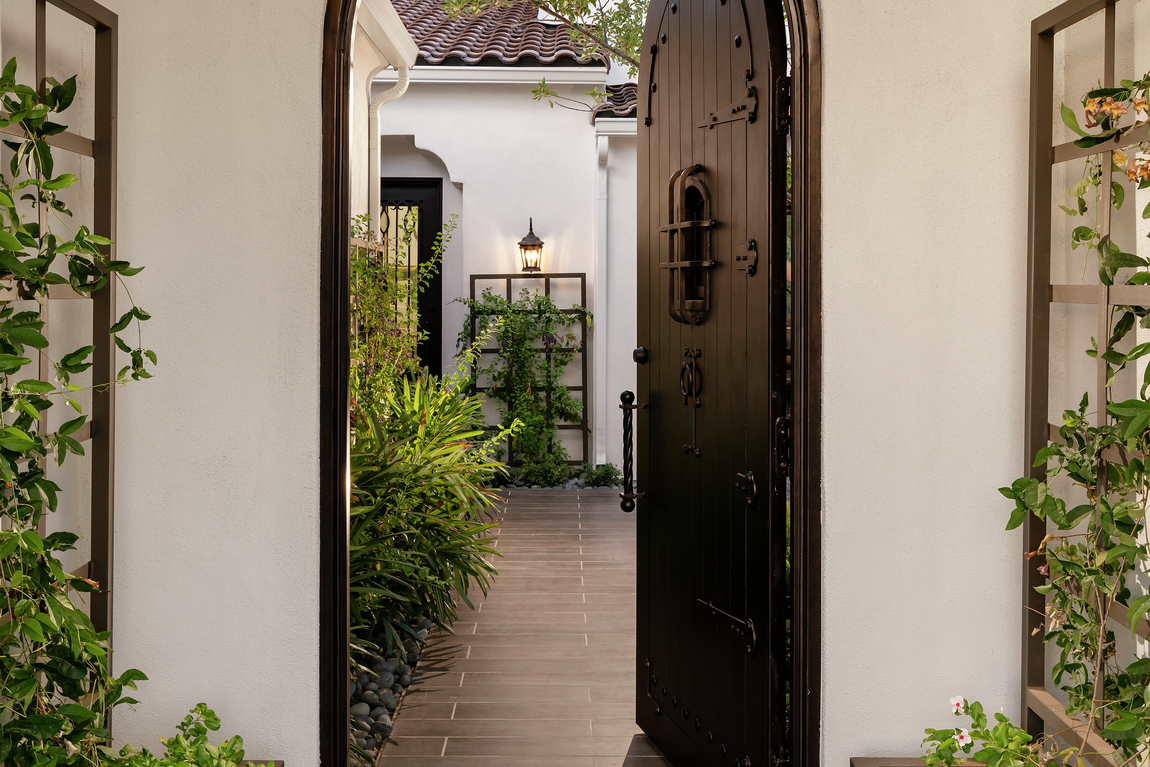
[619,391,646,512]
[681,348,702,456]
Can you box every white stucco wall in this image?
[377,75,636,465]
[819,1,1067,764]
[27,1,326,764]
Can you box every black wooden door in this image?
[632,0,788,764]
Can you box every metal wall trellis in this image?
[468,272,589,467]
[0,0,119,638]
[1025,1,1147,763]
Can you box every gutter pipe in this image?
[369,65,410,238]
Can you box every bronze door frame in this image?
[319,2,821,766]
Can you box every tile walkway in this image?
[379,488,670,767]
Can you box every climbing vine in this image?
[456,288,589,476]
[926,71,1150,767]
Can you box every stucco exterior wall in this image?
[376,77,635,465]
[75,1,323,763]
[819,0,1059,764]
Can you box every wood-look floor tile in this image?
[393,718,592,738]
[375,736,445,756]
[389,701,456,719]
[402,684,592,703]
[459,645,636,661]
[451,702,634,720]
[445,658,632,675]
[444,736,638,757]
[591,719,645,737]
[380,759,597,767]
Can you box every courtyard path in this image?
[379,488,670,767]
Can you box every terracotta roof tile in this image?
[393,0,604,66]
[593,83,637,118]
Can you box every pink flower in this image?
[955,729,973,749]
[949,696,965,714]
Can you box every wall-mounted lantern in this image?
[518,218,544,273]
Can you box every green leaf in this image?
[0,354,30,373]
[56,704,96,723]
[108,310,133,334]
[1128,595,1150,638]
[58,415,85,436]
[7,327,48,349]
[1074,132,1119,148]
[1113,181,1125,210]
[19,529,43,554]
[7,714,61,740]
[14,379,53,393]
[1062,103,1089,136]
[1006,507,1026,530]
[0,230,22,251]
[0,427,35,452]
[1102,250,1148,270]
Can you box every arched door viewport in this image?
[318,1,821,765]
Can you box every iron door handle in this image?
[735,471,757,508]
[619,391,646,512]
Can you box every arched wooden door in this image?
[631,0,788,764]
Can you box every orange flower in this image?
[1134,96,1149,115]
[1102,97,1128,117]
[1086,97,1102,113]
[1127,158,1150,182]
[1114,150,1130,168]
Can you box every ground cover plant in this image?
[924,72,1150,767]
[457,287,588,482]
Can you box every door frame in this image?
[318,2,821,766]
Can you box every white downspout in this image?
[368,65,410,238]
[593,134,610,466]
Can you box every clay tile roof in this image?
[593,83,638,119]
[392,0,604,66]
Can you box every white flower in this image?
[955,729,972,749]
[949,696,965,714]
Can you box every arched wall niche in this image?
[319,4,821,767]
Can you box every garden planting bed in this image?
[349,618,432,758]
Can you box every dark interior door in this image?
[381,178,443,378]
[633,0,788,764]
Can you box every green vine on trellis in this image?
[925,72,1150,767]
[455,288,590,470]
[0,58,157,767]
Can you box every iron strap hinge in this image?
[698,86,758,129]
[697,599,756,653]
[775,75,791,134]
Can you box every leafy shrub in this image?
[350,368,516,654]
[521,454,572,487]
[581,462,622,487]
[456,288,589,466]
[117,704,268,767]
[350,212,454,412]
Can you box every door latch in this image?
[773,416,791,476]
[735,470,757,508]
[735,239,757,275]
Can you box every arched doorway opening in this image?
[319,0,820,763]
